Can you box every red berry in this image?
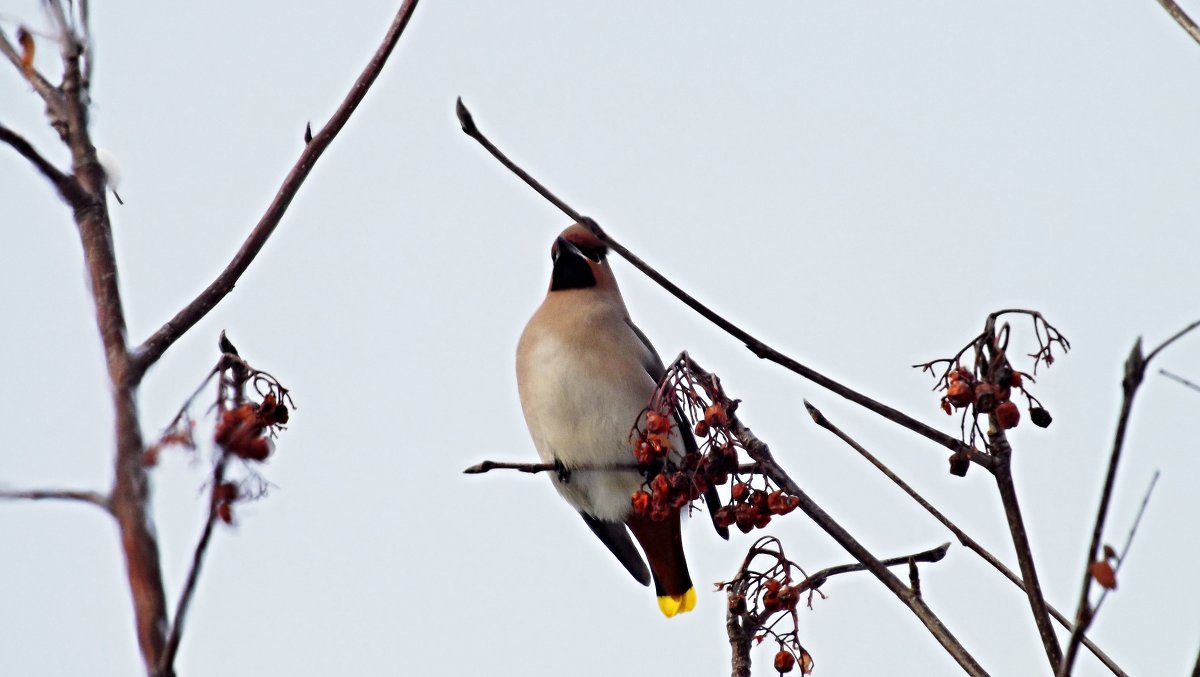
[995,401,1020,429]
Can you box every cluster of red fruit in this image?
[941,366,1052,430]
[213,481,239,524]
[714,481,799,534]
[630,404,738,522]
[214,393,289,462]
[773,648,812,674]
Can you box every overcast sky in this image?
[2,2,1199,675]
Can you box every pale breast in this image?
[516,297,656,520]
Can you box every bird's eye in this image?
[575,244,604,263]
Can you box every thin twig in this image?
[1060,320,1200,676]
[1093,471,1159,616]
[131,0,422,379]
[801,543,949,590]
[1151,0,1200,46]
[0,487,111,511]
[155,458,228,677]
[804,400,1126,675]
[455,98,991,470]
[463,459,761,475]
[1160,369,1200,393]
[0,123,87,204]
[988,424,1063,668]
[0,28,68,133]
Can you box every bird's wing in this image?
[579,512,651,586]
[626,319,730,540]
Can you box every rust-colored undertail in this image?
[626,511,696,617]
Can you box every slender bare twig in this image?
[155,459,229,677]
[1059,320,1200,676]
[463,459,761,475]
[712,399,987,674]
[1160,369,1200,392]
[455,98,991,470]
[1093,471,1159,616]
[0,28,68,133]
[804,400,1126,675]
[1151,0,1200,46]
[0,123,87,203]
[988,424,1063,668]
[131,0,422,379]
[802,543,950,588]
[0,487,111,511]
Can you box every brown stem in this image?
[1060,321,1199,676]
[0,29,68,135]
[156,458,229,677]
[0,487,111,510]
[32,19,173,675]
[805,400,1126,675]
[1152,0,1200,45]
[0,124,88,204]
[463,459,761,475]
[988,424,1063,669]
[1091,471,1159,617]
[131,0,422,379]
[455,99,991,470]
[727,597,752,677]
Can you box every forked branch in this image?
[131,0,422,379]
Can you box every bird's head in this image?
[548,222,616,292]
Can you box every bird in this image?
[516,220,728,617]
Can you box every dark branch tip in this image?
[218,330,239,357]
[802,399,825,425]
[455,97,477,136]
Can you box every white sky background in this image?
[1,1,1199,675]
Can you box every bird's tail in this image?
[627,512,696,618]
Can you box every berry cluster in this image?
[215,393,289,462]
[213,481,239,524]
[713,481,800,534]
[916,310,1067,473]
[627,354,798,533]
[941,366,1048,431]
[719,536,815,675]
[147,335,294,525]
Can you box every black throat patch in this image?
[550,254,597,291]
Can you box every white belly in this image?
[517,326,653,521]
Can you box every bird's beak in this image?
[554,236,586,262]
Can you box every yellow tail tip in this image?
[657,587,697,617]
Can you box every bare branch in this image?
[156,459,229,677]
[131,0,422,378]
[1092,471,1159,617]
[0,27,68,131]
[463,459,761,475]
[455,99,991,469]
[1060,321,1200,676]
[803,542,950,588]
[805,400,1126,675]
[988,424,1063,668]
[1160,369,1200,393]
[0,122,87,204]
[1151,0,1200,46]
[0,486,111,511]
